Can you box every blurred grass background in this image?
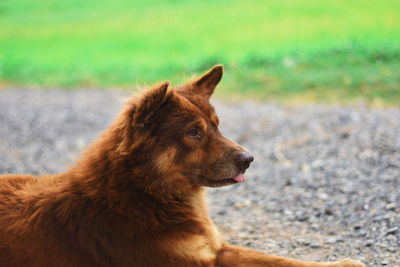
[0,0,399,104]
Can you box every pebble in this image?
[386,227,398,235]
[310,242,322,249]
[296,239,311,246]
[385,203,396,211]
[325,237,343,244]
[325,208,334,216]
[364,240,374,247]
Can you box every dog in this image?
[0,65,365,267]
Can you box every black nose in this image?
[236,152,254,171]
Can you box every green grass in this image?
[0,0,399,104]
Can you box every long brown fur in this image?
[0,66,365,267]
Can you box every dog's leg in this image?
[216,243,365,267]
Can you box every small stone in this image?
[325,237,339,244]
[245,241,253,247]
[217,210,226,216]
[381,260,389,265]
[296,238,310,246]
[296,215,310,222]
[319,192,329,200]
[310,242,321,249]
[340,132,350,139]
[311,159,324,168]
[234,199,251,209]
[386,227,398,235]
[373,214,391,222]
[386,247,398,253]
[356,230,367,237]
[301,163,310,172]
[364,240,374,247]
[325,207,334,216]
[385,203,396,211]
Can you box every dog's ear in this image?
[193,65,223,98]
[117,82,170,154]
[133,81,170,127]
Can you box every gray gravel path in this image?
[0,89,399,266]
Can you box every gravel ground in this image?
[0,89,399,266]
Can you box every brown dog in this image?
[0,66,365,267]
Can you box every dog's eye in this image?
[187,128,201,138]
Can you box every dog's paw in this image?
[332,259,365,267]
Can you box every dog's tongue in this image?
[233,173,246,183]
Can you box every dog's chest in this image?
[156,193,223,265]
[158,219,222,266]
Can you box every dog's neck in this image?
[69,123,203,209]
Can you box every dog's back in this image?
[0,174,38,225]
[0,174,39,266]
[0,174,72,266]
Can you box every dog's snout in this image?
[236,152,254,171]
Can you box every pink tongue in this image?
[233,173,246,183]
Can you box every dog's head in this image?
[116,65,253,188]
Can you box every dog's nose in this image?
[236,152,254,171]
